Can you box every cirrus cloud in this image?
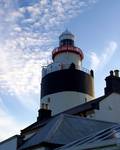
[0,0,97,99]
[90,41,118,71]
[0,0,99,141]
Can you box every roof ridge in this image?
[18,114,65,150]
[62,113,116,124]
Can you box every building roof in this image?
[0,135,19,144]
[19,114,116,150]
[21,94,109,134]
[64,92,120,116]
[55,124,120,150]
[21,118,50,134]
[63,95,106,115]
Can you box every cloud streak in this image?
[0,97,27,141]
[90,41,118,71]
[0,0,98,141]
[0,0,97,99]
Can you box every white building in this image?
[1,31,120,150]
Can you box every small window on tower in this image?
[85,98,87,103]
[47,97,51,103]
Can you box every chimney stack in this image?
[104,70,120,95]
[37,103,51,121]
[110,70,114,76]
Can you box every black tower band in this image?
[41,68,94,98]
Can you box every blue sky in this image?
[0,0,120,141]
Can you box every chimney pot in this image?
[45,104,49,110]
[114,70,119,77]
[110,70,114,76]
[90,70,94,77]
[41,103,44,109]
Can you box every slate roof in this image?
[55,124,120,150]
[21,95,106,134]
[19,114,116,150]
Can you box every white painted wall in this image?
[42,62,78,77]
[54,52,81,68]
[88,93,120,123]
[0,136,17,150]
[42,53,82,77]
[41,91,93,115]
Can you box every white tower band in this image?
[41,30,94,115]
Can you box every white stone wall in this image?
[89,93,120,123]
[54,52,81,68]
[41,91,93,115]
[0,136,17,150]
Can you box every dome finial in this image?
[59,29,74,41]
[64,28,69,33]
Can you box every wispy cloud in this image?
[0,0,97,101]
[90,41,118,71]
[0,0,98,141]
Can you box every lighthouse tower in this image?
[40,30,94,115]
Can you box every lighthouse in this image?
[40,30,94,115]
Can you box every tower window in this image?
[47,97,51,103]
[60,39,74,46]
[85,98,87,103]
